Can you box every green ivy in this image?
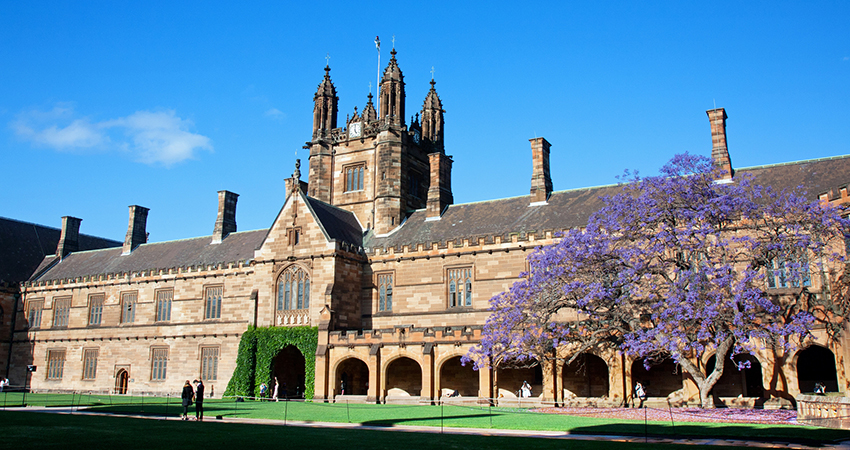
[224,326,318,399]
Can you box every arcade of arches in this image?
[315,343,842,406]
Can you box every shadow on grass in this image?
[0,411,717,450]
[570,423,850,447]
[87,401,256,418]
[360,412,496,427]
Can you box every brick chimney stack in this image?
[707,108,733,180]
[212,190,239,244]
[529,137,553,204]
[122,205,149,255]
[426,152,453,220]
[56,216,82,259]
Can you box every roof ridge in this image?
[135,228,269,247]
[445,182,622,208]
[0,216,122,244]
[737,154,850,171]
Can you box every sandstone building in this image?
[3,50,850,407]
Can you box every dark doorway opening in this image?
[563,353,609,398]
[706,353,764,398]
[797,345,838,393]
[631,357,682,398]
[271,345,306,399]
[336,358,369,396]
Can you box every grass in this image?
[4,393,850,445]
[0,410,739,450]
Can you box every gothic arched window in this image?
[277,266,310,311]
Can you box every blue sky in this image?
[2,1,848,243]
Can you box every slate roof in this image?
[0,217,121,283]
[305,196,364,247]
[32,229,267,282]
[736,154,850,201]
[20,154,850,281]
[367,154,850,251]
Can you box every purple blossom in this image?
[465,153,849,408]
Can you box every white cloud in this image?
[264,108,285,118]
[11,105,212,167]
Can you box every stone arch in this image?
[115,368,129,394]
[438,355,478,398]
[630,356,682,398]
[496,361,543,398]
[705,353,764,398]
[796,344,838,393]
[562,353,609,398]
[384,356,422,399]
[271,345,306,399]
[334,357,369,397]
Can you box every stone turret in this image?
[421,79,444,151]
[379,49,405,128]
[309,65,338,203]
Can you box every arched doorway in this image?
[706,353,763,398]
[797,345,838,393]
[563,353,609,398]
[496,363,543,398]
[439,356,479,397]
[115,369,129,394]
[271,345,306,399]
[336,358,369,396]
[631,357,682,398]
[385,357,422,399]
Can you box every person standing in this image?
[520,381,532,398]
[194,379,205,421]
[181,380,194,421]
[635,382,647,408]
[272,377,279,402]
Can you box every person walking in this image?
[194,379,205,421]
[272,377,279,402]
[181,380,194,420]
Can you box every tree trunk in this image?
[676,336,735,408]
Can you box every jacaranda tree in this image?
[466,154,849,408]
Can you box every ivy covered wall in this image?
[224,326,318,399]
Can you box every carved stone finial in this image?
[294,159,301,180]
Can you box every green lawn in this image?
[0,411,739,450]
[3,393,850,446]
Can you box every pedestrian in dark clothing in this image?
[194,379,205,421]
[181,380,194,420]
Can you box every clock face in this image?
[349,122,362,138]
[413,129,421,144]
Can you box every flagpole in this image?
[375,36,381,107]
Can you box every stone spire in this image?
[421,79,444,151]
[379,49,405,128]
[363,92,377,122]
[312,65,338,139]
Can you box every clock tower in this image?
[304,49,452,235]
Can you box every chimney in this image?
[426,152,453,220]
[707,108,733,180]
[212,190,239,244]
[122,205,149,255]
[529,137,553,204]
[56,216,82,259]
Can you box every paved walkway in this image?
[5,405,850,449]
